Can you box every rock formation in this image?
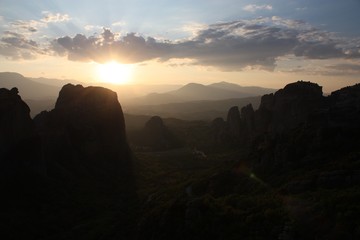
[268,81,323,134]
[226,106,241,142]
[211,117,226,144]
[0,87,42,177]
[1,84,136,239]
[247,81,360,180]
[34,84,132,182]
[213,81,325,145]
[133,115,182,151]
[210,81,359,178]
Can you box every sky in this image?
[0,0,360,92]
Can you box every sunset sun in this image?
[96,61,134,84]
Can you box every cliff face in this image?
[0,87,42,177]
[327,83,360,127]
[215,81,324,142]
[253,81,323,135]
[212,81,360,177]
[35,84,132,182]
[1,84,136,240]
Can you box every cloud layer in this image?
[1,16,360,73]
[50,17,360,71]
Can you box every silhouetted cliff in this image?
[35,84,132,183]
[0,87,42,177]
[1,84,136,240]
[210,81,360,192]
[213,81,325,145]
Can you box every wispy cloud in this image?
[112,21,126,27]
[181,22,207,37]
[324,63,360,75]
[10,20,46,33]
[41,11,70,23]
[0,11,71,60]
[243,4,273,13]
[84,25,103,31]
[5,11,70,35]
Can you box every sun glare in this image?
[96,61,134,84]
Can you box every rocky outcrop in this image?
[327,83,360,127]
[225,106,242,144]
[217,81,323,138]
[226,106,241,135]
[211,117,226,144]
[212,105,253,145]
[269,81,323,134]
[34,84,132,182]
[215,81,324,142]
[2,84,136,240]
[249,82,360,182]
[133,115,182,151]
[211,81,360,180]
[0,87,42,177]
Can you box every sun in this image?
[96,61,135,84]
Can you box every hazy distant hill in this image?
[131,82,275,105]
[0,72,60,99]
[124,96,261,121]
[25,99,55,117]
[127,92,185,105]
[30,76,84,87]
[209,81,275,96]
[0,72,61,117]
[0,72,273,119]
[171,83,253,100]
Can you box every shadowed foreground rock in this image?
[1,84,136,240]
[35,84,132,182]
[0,87,42,177]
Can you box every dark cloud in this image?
[50,18,360,71]
[0,31,41,60]
[52,30,172,63]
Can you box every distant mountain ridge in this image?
[0,72,276,117]
[209,81,275,96]
[171,82,252,100]
[132,82,276,105]
[0,72,60,99]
